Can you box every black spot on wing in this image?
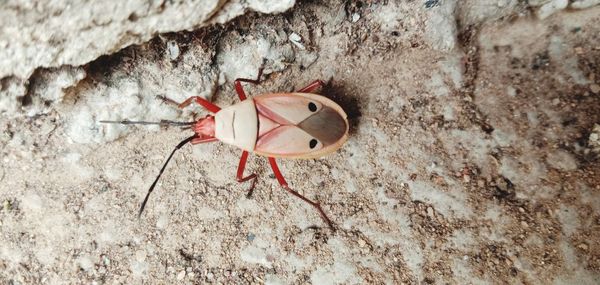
[298,106,347,146]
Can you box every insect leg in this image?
[157,95,221,113]
[267,157,335,230]
[236,151,258,197]
[234,67,264,101]
[297,80,325,93]
[178,96,221,113]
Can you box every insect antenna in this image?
[138,135,198,218]
[99,119,196,126]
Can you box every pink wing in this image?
[253,93,348,159]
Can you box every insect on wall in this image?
[101,72,349,230]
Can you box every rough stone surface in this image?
[571,0,600,9]
[536,0,569,19]
[1,0,600,284]
[0,0,295,79]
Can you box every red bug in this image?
[103,72,349,229]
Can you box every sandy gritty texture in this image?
[1,0,600,284]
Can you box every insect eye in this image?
[308,102,317,112]
[309,139,318,149]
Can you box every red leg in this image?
[234,68,264,101]
[158,95,221,113]
[268,157,335,230]
[297,80,325,93]
[236,151,258,197]
[177,96,221,113]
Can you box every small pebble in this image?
[3,200,12,211]
[247,233,255,242]
[351,13,360,23]
[358,239,366,247]
[289,32,301,42]
[167,40,180,61]
[425,0,440,8]
[426,207,435,217]
[507,86,517,97]
[590,83,600,94]
[588,124,600,153]
[288,32,305,50]
[577,243,588,251]
[177,270,186,280]
[102,255,110,266]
